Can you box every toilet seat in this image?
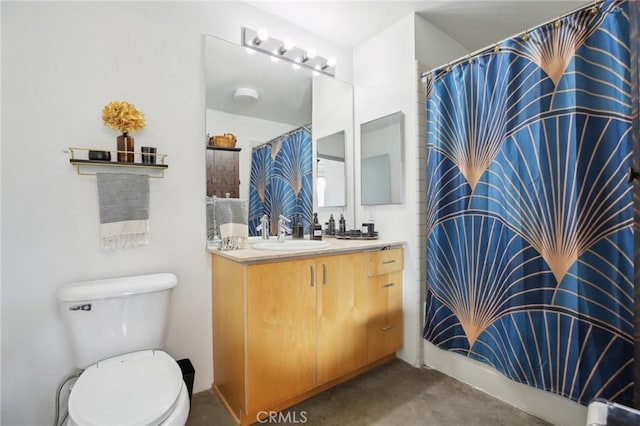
[68,350,184,426]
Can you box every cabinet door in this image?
[317,253,367,384]
[367,272,403,362]
[246,258,317,411]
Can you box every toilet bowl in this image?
[57,273,189,426]
[67,351,190,426]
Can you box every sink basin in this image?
[252,240,331,251]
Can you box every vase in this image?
[117,132,135,163]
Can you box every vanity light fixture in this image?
[302,48,316,63]
[321,56,336,71]
[252,29,269,46]
[242,27,336,76]
[279,38,294,55]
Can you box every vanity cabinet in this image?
[211,246,402,425]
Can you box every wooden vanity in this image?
[209,239,404,425]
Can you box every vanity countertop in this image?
[207,237,405,263]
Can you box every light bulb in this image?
[270,56,280,63]
[257,29,269,42]
[245,47,255,55]
[283,39,294,51]
[306,48,317,59]
[326,56,336,67]
[292,63,300,70]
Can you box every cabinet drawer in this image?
[368,272,402,318]
[367,247,404,276]
[368,310,403,362]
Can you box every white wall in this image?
[0,2,351,424]
[354,13,422,368]
[206,109,296,202]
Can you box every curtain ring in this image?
[522,31,530,42]
[554,18,562,29]
[494,43,501,53]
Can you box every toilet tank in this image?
[56,273,178,368]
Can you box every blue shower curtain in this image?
[424,0,636,406]
[249,125,313,236]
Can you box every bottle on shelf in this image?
[339,213,346,234]
[328,214,336,235]
[312,213,323,241]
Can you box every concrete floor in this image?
[186,359,551,426]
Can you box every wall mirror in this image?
[205,34,354,235]
[360,111,404,205]
[317,131,346,207]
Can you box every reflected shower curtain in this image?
[424,0,637,405]
[249,125,313,236]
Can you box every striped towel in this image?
[214,198,248,249]
[96,173,150,251]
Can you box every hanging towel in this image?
[96,173,150,251]
[214,198,248,250]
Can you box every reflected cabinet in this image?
[206,146,241,198]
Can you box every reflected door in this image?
[206,146,241,198]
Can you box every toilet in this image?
[56,273,190,426]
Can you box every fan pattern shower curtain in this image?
[249,125,313,236]
[424,0,637,405]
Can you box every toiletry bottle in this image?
[312,213,322,240]
[328,214,336,235]
[293,214,304,239]
[339,214,346,234]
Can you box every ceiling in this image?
[249,1,585,51]
[208,1,587,128]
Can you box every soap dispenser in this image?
[292,214,304,239]
[328,214,336,235]
[312,213,322,240]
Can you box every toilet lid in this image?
[69,350,183,426]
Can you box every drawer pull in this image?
[322,264,327,285]
[382,260,396,265]
[381,282,395,288]
[381,325,395,331]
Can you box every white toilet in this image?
[56,273,190,426]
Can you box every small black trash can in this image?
[177,358,195,404]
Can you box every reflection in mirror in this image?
[317,131,346,207]
[206,35,314,237]
[360,111,404,205]
[206,34,355,238]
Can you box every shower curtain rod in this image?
[252,123,312,150]
[421,0,603,79]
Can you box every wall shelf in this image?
[206,145,241,152]
[67,147,168,178]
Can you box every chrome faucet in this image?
[256,214,270,240]
[277,215,292,242]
